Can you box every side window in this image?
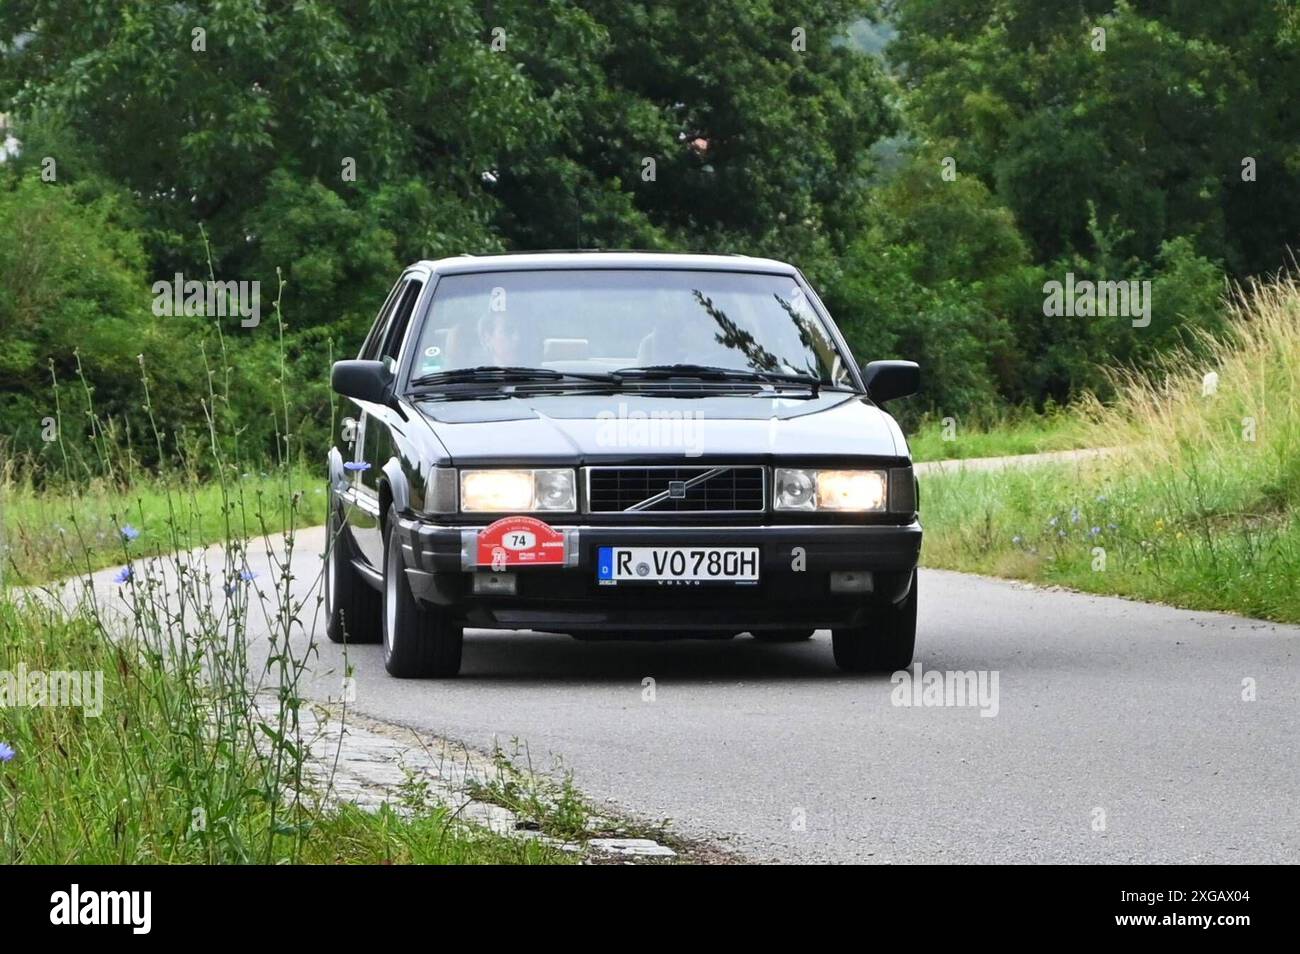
[380,280,424,364]
[360,279,407,360]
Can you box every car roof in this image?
[415,251,800,276]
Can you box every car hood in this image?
[411,390,906,464]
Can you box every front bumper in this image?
[395,516,921,632]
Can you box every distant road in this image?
[913,446,1118,476]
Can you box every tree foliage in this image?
[0,1,1290,465]
[888,0,1299,274]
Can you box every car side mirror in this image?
[861,360,919,404]
[332,359,393,405]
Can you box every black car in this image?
[326,252,921,677]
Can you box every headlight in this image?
[534,469,576,511]
[774,468,887,512]
[459,469,576,513]
[773,469,816,511]
[816,470,887,511]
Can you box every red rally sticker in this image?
[475,516,567,569]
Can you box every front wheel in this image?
[831,570,917,673]
[382,507,463,678]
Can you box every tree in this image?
[888,0,1299,276]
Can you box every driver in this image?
[477,308,529,366]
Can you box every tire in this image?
[325,498,381,644]
[752,629,816,643]
[382,506,463,678]
[831,570,917,672]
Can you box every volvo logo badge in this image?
[668,480,687,499]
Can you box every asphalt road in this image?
[66,515,1300,864]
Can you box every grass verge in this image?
[466,739,715,863]
[1,467,327,585]
[908,408,1089,462]
[921,275,1300,623]
[0,589,568,864]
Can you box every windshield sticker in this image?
[420,345,443,375]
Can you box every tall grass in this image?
[1084,273,1300,512]
[0,271,327,862]
[0,599,565,863]
[922,273,1300,622]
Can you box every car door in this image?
[351,274,426,567]
[340,276,406,566]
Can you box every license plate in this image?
[596,546,760,585]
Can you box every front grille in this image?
[586,466,766,513]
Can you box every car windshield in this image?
[406,269,854,387]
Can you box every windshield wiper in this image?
[409,366,618,389]
[409,363,822,395]
[612,364,821,394]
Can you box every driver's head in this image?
[477,309,525,366]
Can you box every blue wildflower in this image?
[1048,516,1058,528]
[0,742,14,763]
[1070,507,1082,525]
[1089,526,1102,537]
[1058,529,1067,538]
[1012,535,1023,546]
[113,566,133,584]
[225,568,258,596]
[121,524,141,542]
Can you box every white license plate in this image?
[597,546,760,585]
